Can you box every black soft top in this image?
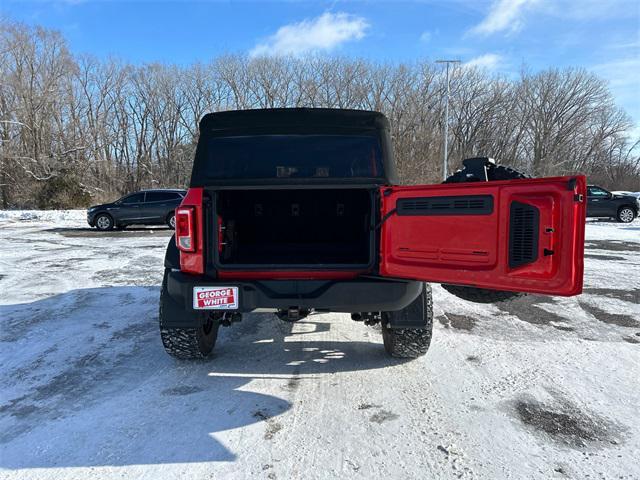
[199,108,390,134]
[191,108,396,187]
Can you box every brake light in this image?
[177,187,204,275]
[175,207,196,252]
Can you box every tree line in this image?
[1,20,638,209]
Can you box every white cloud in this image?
[468,0,633,37]
[469,0,537,36]
[608,40,640,50]
[541,0,636,20]
[250,12,369,57]
[464,53,503,70]
[420,31,432,43]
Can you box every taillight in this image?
[177,187,204,275]
[176,207,196,252]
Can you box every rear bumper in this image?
[164,270,422,322]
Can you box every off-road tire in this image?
[95,213,114,231]
[381,284,433,358]
[442,163,528,303]
[167,212,176,229]
[159,271,219,359]
[444,164,529,183]
[616,206,636,223]
[160,326,218,359]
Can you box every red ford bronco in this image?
[159,108,586,359]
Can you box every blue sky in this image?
[3,0,639,125]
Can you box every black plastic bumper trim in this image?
[165,271,422,317]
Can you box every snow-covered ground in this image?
[0,211,638,480]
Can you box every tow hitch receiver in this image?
[276,307,310,322]
[220,312,242,327]
[351,312,382,326]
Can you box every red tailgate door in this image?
[379,176,586,296]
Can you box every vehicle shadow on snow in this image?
[0,286,402,469]
[44,226,174,238]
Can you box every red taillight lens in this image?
[175,207,195,252]
[176,187,203,275]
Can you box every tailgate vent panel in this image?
[509,201,539,268]
[397,195,493,216]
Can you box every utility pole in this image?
[435,59,460,181]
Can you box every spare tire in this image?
[444,164,529,183]
[441,162,528,303]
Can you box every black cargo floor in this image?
[227,243,368,265]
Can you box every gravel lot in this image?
[1,211,638,480]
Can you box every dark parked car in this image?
[87,189,186,230]
[586,185,639,223]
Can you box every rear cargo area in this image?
[216,189,373,266]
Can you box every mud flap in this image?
[385,284,432,329]
[164,235,179,269]
[159,269,202,329]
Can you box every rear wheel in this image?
[95,213,114,231]
[442,162,527,303]
[167,212,176,229]
[160,323,218,359]
[159,270,219,359]
[381,284,433,358]
[617,206,636,223]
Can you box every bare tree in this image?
[1,19,638,208]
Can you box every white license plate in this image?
[193,286,239,310]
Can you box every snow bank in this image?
[585,219,640,242]
[0,209,86,226]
